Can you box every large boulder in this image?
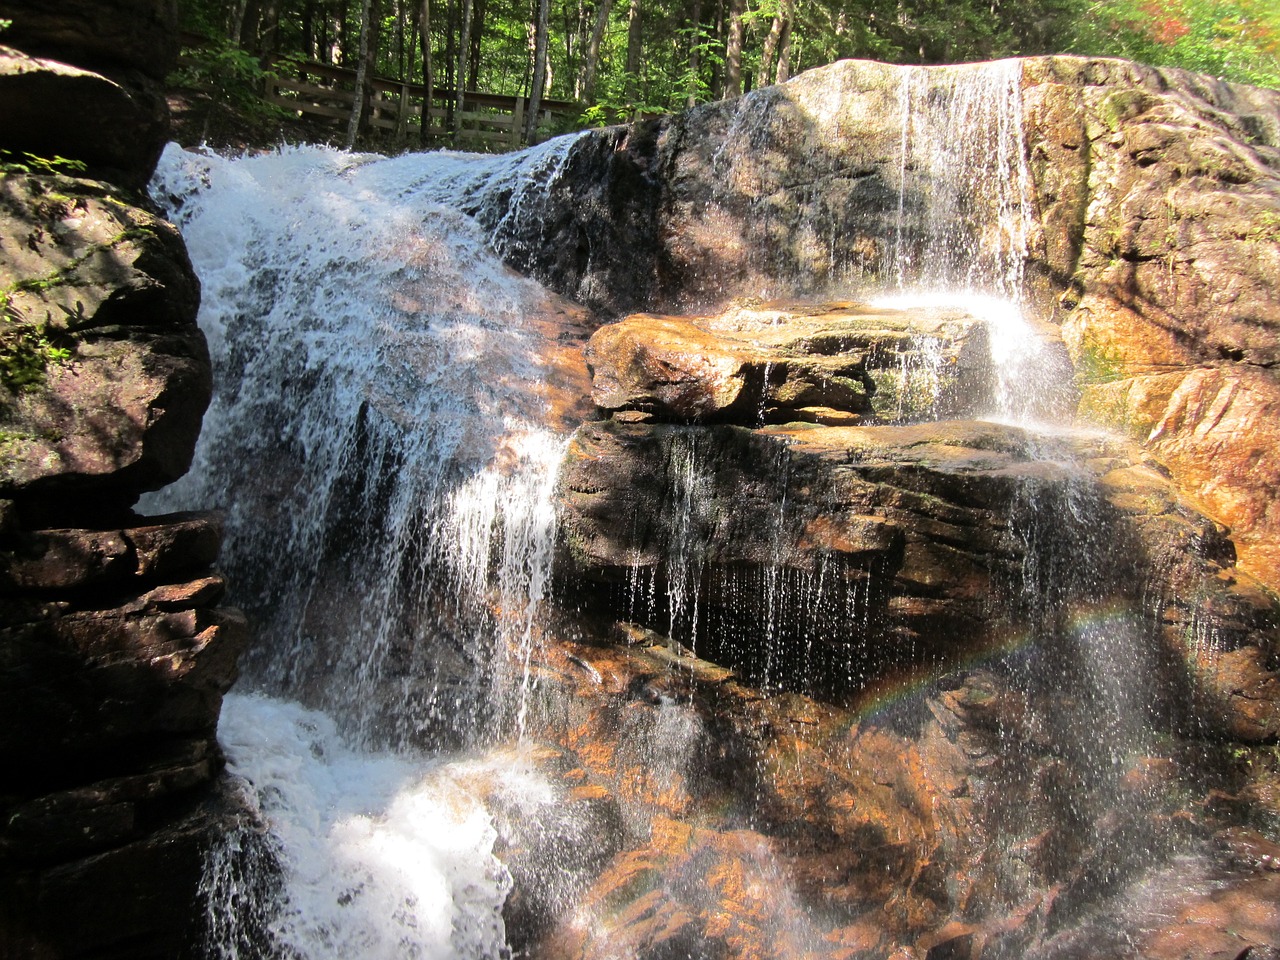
[0,46,171,190]
[1020,58,1280,589]
[489,56,1280,598]
[0,0,179,81]
[0,0,179,187]
[555,412,1278,741]
[586,299,994,426]
[1,170,207,511]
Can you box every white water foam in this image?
[150,139,584,956]
[209,694,512,960]
[150,141,576,745]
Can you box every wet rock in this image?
[587,299,994,426]
[516,620,1276,960]
[0,772,263,960]
[510,57,1280,600]
[558,417,1113,693]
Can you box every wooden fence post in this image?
[397,82,410,138]
[511,96,525,149]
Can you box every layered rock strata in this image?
[0,3,247,956]
[533,297,1280,959]
[490,55,1280,597]
[586,300,994,426]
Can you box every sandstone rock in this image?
[1020,59,1280,590]
[587,300,994,426]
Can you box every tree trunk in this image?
[724,0,745,98]
[775,0,794,83]
[454,0,473,141]
[235,0,262,49]
[756,2,783,88]
[301,0,317,59]
[346,0,375,148]
[624,0,641,105]
[686,0,702,108]
[579,0,614,104]
[257,0,281,63]
[419,0,434,144]
[468,0,486,91]
[524,0,550,143]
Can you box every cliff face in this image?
[476,59,1280,960]
[491,57,1280,598]
[0,3,246,957]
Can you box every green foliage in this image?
[170,37,284,118]
[1070,0,1280,88]
[0,18,11,32]
[0,151,88,176]
[171,0,1278,153]
[0,293,72,398]
[1074,341,1124,386]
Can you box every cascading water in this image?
[149,138,589,957]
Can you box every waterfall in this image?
[144,58,1255,959]
[870,60,1076,426]
[150,138,586,957]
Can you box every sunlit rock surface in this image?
[500,55,1280,599]
[586,300,993,426]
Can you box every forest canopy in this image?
[177,0,1280,132]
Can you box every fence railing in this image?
[177,36,579,151]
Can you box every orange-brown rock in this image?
[508,58,1280,596]
[558,413,1278,736]
[587,300,995,427]
[504,617,1280,960]
[1021,58,1280,592]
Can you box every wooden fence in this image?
[178,36,579,151]
[264,60,579,150]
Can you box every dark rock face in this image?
[0,3,247,957]
[0,0,179,82]
[0,46,171,191]
[556,415,1277,740]
[0,0,178,189]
